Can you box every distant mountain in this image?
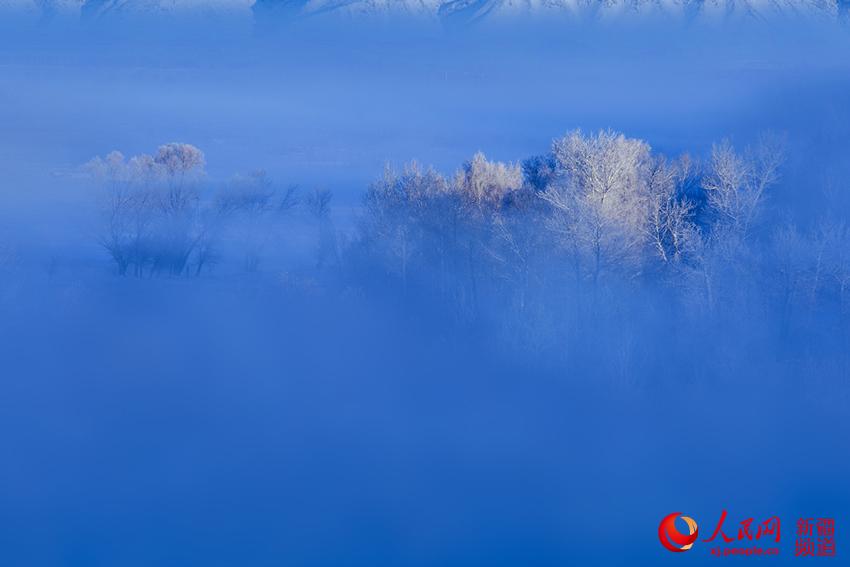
[0,0,251,19]
[436,0,840,22]
[80,0,253,18]
[0,0,82,19]
[253,0,442,19]
[0,0,842,22]
[254,0,841,22]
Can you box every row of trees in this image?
[87,144,310,277]
[89,134,850,320]
[89,143,212,277]
[87,133,850,365]
[352,130,850,360]
[356,131,787,301]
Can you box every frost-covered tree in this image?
[153,143,205,215]
[454,151,522,209]
[362,163,451,293]
[702,134,785,239]
[88,144,224,277]
[687,135,786,312]
[645,155,700,265]
[541,130,653,283]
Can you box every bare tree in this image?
[645,156,700,264]
[306,188,340,272]
[542,129,653,283]
[362,163,451,293]
[702,134,785,239]
[88,144,220,277]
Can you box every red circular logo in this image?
[659,512,699,552]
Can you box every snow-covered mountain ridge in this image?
[0,0,843,22]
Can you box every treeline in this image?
[348,129,850,368]
[87,132,850,371]
[87,144,305,277]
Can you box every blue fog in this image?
[0,15,849,566]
